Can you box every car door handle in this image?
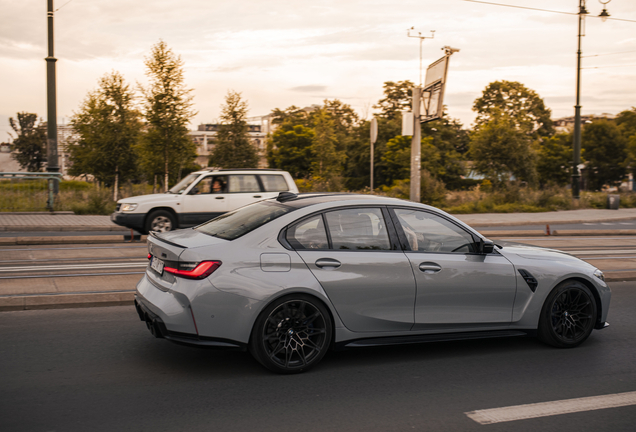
[315,258,341,269]
[253,195,262,198]
[215,197,224,199]
[419,262,442,274]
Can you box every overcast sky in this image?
[1,0,635,141]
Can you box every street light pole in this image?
[46,0,59,177]
[572,0,611,199]
[572,0,586,199]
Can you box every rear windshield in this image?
[195,201,294,240]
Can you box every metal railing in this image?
[0,172,63,212]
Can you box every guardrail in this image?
[0,172,63,212]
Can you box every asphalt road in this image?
[1,281,635,432]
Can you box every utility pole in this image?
[410,87,421,202]
[46,0,59,181]
[370,117,378,191]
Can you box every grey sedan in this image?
[134,193,610,373]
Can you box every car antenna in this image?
[276,192,298,202]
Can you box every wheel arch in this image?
[144,207,179,231]
[567,276,603,327]
[248,290,337,349]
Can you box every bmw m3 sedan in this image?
[134,193,611,373]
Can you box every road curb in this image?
[0,291,135,312]
[0,226,128,232]
[480,230,636,237]
[0,235,147,246]
[459,213,636,228]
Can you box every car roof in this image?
[277,193,406,209]
[192,168,286,175]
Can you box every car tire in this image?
[538,280,597,348]
[145,210,176,234]
[249,295,332,374]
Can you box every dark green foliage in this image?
[473,80,553,139]
[469,115,537,186]
[138,41,197,189]
[210,91,258,168]
[9,112,47,172]
[267,124,314,179]
[373,81,414,120]
[582,119,627,191]
[69,72,142,194]
[537,133,573,186]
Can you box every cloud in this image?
[290,85,328,93]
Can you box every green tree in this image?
[536,133,573,186]
[69,72,142,200]
[582,119,627,191]
[210,91,258,168]
[9,112,47,172]
[473,80,553,139]
[469,115,537,186]
[617,108,636,173]
[373,80,414,120]
[311,108,345,190]
[138,40,197,190]
[267,124,315,179]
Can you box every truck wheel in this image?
[145,210,176,233]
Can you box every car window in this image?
[286,215,328,249]
[189,175,228,194]
[168,173,199,194]
[394,209,476,253]
[325,208,391,251]
[229,175,261,193]
[260,174,289,192]
[195,201,294,240]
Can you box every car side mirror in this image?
[189,187,199,195]
[480,238,494,254]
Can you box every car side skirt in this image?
[334,329,530,351]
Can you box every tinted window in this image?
[195,201,293,240]
[229,175,261,193]
[260,175,289,192]
[394,209,476,253]
[286,215,328,249]
[325,208,391,250]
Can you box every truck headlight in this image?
[121,203,138,212]
[593,269,605,282]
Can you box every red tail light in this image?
[147,253,152,260]
[164,261,221,280]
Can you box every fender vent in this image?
[518,269,538,292]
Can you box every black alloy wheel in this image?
[250,295,332,374]
[538,280,597,348]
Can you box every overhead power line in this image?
[459,0,636,23]
[582,50,636,58]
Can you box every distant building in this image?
[189,114,274,168]
[553,113,617,134]
[56,124,79,177]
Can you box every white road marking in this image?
[620,222,635,225]
[582,223,597,225]
[466,391,636,425]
